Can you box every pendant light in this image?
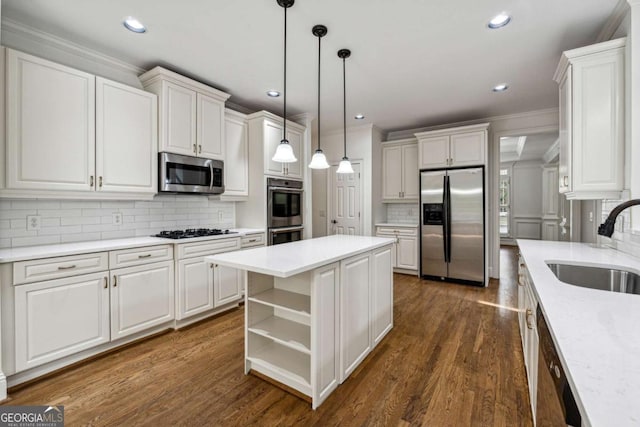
[308,25,330,170]
[336,49,355,174]
[272,0,298,163]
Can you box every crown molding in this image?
[596,0,630,42]
[1,17,145,75]
[323,122,378,137]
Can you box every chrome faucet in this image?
[598,199,640,237]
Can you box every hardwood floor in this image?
[2,247,531,426]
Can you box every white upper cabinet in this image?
[140,66,230,160]
[248,111,305,179]
[415,123,488,169]
[382,140,418,202]
[553,38,625,200]
[197,93,225,159]
[96,77,157,194]
[6,49,95,191]
[222,110,249,199]
[3,49,158,199]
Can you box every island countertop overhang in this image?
[204,235,396,277]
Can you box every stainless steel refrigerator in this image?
[420,167,485,286]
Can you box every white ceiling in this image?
[500,131,559,162]
[1,0,619,133]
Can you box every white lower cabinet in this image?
[518,255,539,418]
[178,257,214,319]
[110,261,174,340]
[375,226,418,273]
[213,263,242,307]
[340,253,371,382]
[14,272,110,372]
[371,246,393,346]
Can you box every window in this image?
[500,169,510,237]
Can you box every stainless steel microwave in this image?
[159,152,224,195]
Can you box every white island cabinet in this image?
[205,235,395,409]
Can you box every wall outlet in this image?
[112,213,123,226]
[218,211,224,222]
[27,215,41,231]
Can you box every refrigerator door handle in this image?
[443,175,450,263]
[446,174,452,263]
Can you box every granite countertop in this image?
[517,239,640,427]
[0,228,265,263]
[206,235,396,278]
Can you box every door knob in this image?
[331,220,338,224]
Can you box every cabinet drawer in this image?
[376,227,418,236]
[241,233,265,248]
[109,245,173,269]
[177,237,241,259]
[13,252,109,285]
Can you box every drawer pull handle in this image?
[113,275,117,287]
[104,277,108,289]
[58,265,76,270]
[138,254,152,259]
[248,239,257,242]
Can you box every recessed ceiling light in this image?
[354,114,365,120]
[123,17,146,33]
[488,13,511,29]
[492,84,509,92]
[266,90,281,98]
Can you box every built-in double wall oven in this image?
[267,177,303,245]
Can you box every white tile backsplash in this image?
[386,203,420,224]
[0,195,236,248]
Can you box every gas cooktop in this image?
[155,228,238,239]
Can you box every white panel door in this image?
[197,93,225,159]
[223,113,249,197]
[311,263,340,408]
[111,261,174,340]
[161,81,197,156]
[285,129,303,178]
[177,257,214,320]
[401,144,419,199]
[6,49,95,191]
[14,272,110,371]
[418,136,449,169]
[450,131,485,166]
[382,146,402,200]
[371,246,393,346]
[396,236,418,270]
[339,253,371,382]
[96,77,157,194]
[213,263,242,307]
[264,120,285,176]
[330,163,361,236]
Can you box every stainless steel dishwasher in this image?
[536,306,581,426]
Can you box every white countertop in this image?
[375,223,418,227]
[206,235,396,278]
[517,239,640,427]
[0,228,265,263]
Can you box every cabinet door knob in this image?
[104,277,108,289]
[99,176,103,188]
[90,175,94,187]
[193,143,197,154]
[113,275,117,287]
[563,176,568,186]
[198,144,202,154]
[525,309,534,329]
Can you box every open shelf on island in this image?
[247,341,311,396]
[248,288,310,317]
[248,316,311,354]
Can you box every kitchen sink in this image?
[547,263,640,295]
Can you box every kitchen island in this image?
[205,235,395,409]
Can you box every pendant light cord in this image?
[342,56,347,159]
[317,34,321,151]
[282,6,288,143]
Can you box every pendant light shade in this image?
[336,48,354,174]
[309,25,330,170]
[272,0,297,164]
